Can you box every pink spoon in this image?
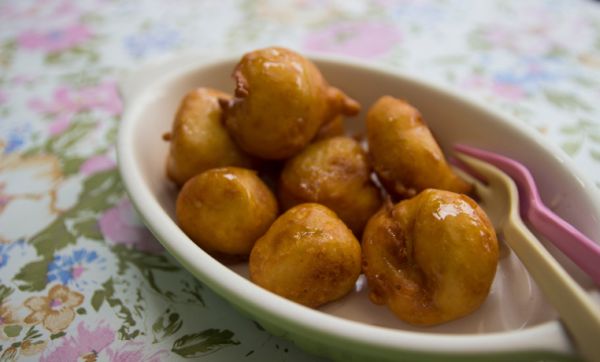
[454,144,600,286]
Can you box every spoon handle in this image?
[528,203,600,287]
[504,216,600,362]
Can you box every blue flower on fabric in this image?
[1,124,30,154]
[123,24,181,58]
[47,248,106,288]
[493,57,559,90]
[0,239,25,269]
[5,133,24,153]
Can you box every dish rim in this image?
[117,52,600,358]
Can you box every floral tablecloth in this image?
[1,0,600,361]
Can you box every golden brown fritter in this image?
[222,47,360,160]
[176,167,278,257]
[250,203,362,308]
[366,96,472,199]
[362,189,498,326]
[279,136,382,236]
[165,88,253,187]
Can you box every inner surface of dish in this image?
[124,58,600,335]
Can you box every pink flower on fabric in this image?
[106,341,169,362]
[28,82,123,136]
[1,1,79,22]
[18,24,92,53]
[0,90,6,105]
[80,155,116,176]
[99,198,163,254]
[304,22,401,59]
[490,82,526,101]
[10,74,36,86]
[460,75,527,102]
[460,75,487,89]
[40,321,115,362]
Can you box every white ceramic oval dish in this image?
[117,53,600,362]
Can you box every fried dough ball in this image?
[366,96,472,199]
[250,203,362,308]
[176,167,277,257]
[222,47,360,159]
[164,88,253,187]
[279,136,382,236]
[362,189,499,326]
